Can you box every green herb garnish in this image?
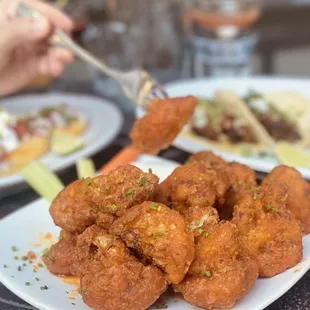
[124,189,134,197]
[111,204,118,212]
[138,177,146,186]
[153,232,164,238]
[198,229,204,234]
[253,193,258,200]
[3,264,8,268]
[105,185,110,191]
[150,203,159,210]
[40,285,48,290]
[194,221,200,226]
[18,266,22,271]
[202,271,212,277]
[35,277,40,281]
[25,282,31,286]
[11,246,18,252]
[148,168,153,173]
[83,189,88,195]
[84,179,92,186]
[38,263,44,268]
[205,233,209,238]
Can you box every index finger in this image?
[24,0,73,32]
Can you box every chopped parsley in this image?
[198,229,204,234]
[40,285,48,290]
[150,203,160,210]
[33,269,37,273]
[22,256,28,261]
[124,189,134,197]
[156,304,168,309]
[18,266,22,271]
[205,233,209,238]
[264,204,272,210]
[202,271,212,277]
[71,303,75,305]
[25,282,31,286]
[148,168,153,173]
[84,179,92,186]
[246,186,252,190]
[38,263,44,268]
[153,232,164,238]
[111,204,118,212]
[105,185,110,191]
[173,177,177,181]
[22,263,27,267]
[238,181,244,185]
[194,221,201,226]
[253,193,258,200]
[80,289,88,295]
[138,177,146,186]
[35,277,40,281]
[3,264,8,268]
[14,256,19,260]
[83,189,88,195]
[11,246,18,252]
[256,188,260,192]
[271,208,277,213]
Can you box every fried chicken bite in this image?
[130,96,197,155]
[50,165,159,233]
[232,183,303,277]
[42,230,78,276]
[174,221,258,309]
[219,162,257,220]
[166,165,228,215]
[262,165,310,234]
[110,201,195,284]
[184,206,219,239]
[71,225,167,310]
[187,150,227,167]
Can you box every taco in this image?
[243,90,310,146]
[182,91,274,156]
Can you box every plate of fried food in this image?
[0,150,310,310]
[0,92,123,194]
[164,77,310,179]
[1,89,310,310]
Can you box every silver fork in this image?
[16,2,168,107]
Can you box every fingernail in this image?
[32,17,49,35]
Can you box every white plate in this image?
[0,157,309,310]
[0,92,123,194]
[165,76,310,179]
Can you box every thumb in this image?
[2,17,51,51]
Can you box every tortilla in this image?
[263,92,310,147]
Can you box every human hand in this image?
[0,0,74,96]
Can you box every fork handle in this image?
[16,2,120,79]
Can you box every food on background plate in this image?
[22,150,306,310]
[130,96,197,155]
[243,90,309,144]
[0,105,86,177]
[184,92,273,156]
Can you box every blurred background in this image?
[26,0,310,112]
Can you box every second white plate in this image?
[165,76,310,179]
[0,92,123,194]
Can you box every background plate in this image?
[0,156,309,310]
[165,77,310,179]
[0,92,123,195]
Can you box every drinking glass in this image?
[182,0,261,77]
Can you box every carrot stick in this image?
[100,145,140,175]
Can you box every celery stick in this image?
[76,158,96,179]
[21,161,64,202]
